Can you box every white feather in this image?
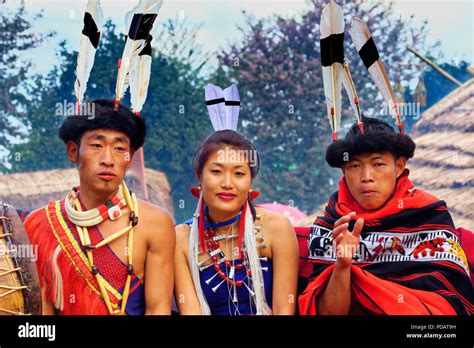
[349,18,400,123]
[115,39,147,100]
[130,54,152,113]
[223,84,240,131]
[137,0,164,15]
[320,0,345,135]
[319,0,344,39]
[74,0,103,105]
[115,0,162,102]
[205,84,226,131]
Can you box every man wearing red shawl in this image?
[24,99,175,315]
[299,117,473,315]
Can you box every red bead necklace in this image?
[203,227,251,288]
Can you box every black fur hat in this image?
[325,116,415,168]
[58,99,146,150]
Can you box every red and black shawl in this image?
[299,170,474,315]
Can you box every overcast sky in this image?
[4,0,473,76]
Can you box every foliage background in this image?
[1,1,471,222]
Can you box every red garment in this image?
[335,169,439,222]
[457,227,474,285]
[24,199,144,315]
[299,170,473,315]
[300,265,456,315]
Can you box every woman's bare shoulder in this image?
[175,223,191,247]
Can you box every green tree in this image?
[0,4,54,171]
[9,19,212,223]
[215,0,435,214]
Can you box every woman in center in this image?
[174,84,298,315]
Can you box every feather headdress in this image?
[74,0,104,112]
[349,17,404,132]
[114,0,162,109]
[320,0,345,140]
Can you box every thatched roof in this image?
[0,168,173,214]
[409,78,474,229]
[298,79,474,229]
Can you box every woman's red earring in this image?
[190,185,201,199]
[248,189,260,201]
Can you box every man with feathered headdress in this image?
[24,0,175,315]
[299,1,473,315]
[299,116,473,315]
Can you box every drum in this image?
[0,202,41,315]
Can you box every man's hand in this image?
[332,212,364,269]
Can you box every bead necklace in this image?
[65,181,138,315]
[198,213,267,308]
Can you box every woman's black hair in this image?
[192,129,260,179]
